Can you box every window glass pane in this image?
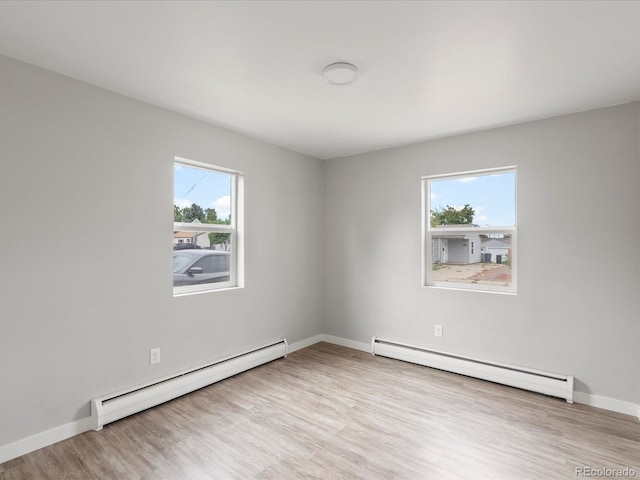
[174,164,232,225]
[431,233,512,287]
[430,171,515,228]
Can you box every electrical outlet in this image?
[149,348,161,365]
[434,325,443,337]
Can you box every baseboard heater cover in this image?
[371,337,573,403]
[91,339,288,430]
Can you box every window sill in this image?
[424,284,517,295]
[173,285,243,298]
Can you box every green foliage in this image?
[208,217,231,249]
[208,232,231,250]
[179,203,205,223]
[431,204,475,227]
[174,204,228,224]
[204,208,218,223]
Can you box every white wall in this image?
[324,103,640,406]
[0,54,325,447]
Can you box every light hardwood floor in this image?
[1,342,639,479]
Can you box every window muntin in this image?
[173,158,240,295]
[424,167,516,293]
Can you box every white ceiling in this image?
[1,1,640,160]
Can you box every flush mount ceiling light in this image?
[322,62,359,86]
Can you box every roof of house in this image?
[481,237,512,247]
[173,231,208,239]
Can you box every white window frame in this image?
[173,157,243,296]
[422,166,517,294]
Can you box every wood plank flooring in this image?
[1,342,639,479]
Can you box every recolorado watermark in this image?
[576,466,637,478]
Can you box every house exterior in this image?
[481,237,511,263]
[432,234,481,264]
[173,231,211,248]
[173,219,212,248]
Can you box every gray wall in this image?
[0,55,325,446]
[324,103,640,405]
[1,51,639,451]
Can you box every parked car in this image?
[173,250,230,286]
[173,243,202,250]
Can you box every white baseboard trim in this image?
[573,391,640,419]
[318,334,371,353]
[287,334,326,354]
[288,334,370,354]
[0,417,93,464]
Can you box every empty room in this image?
[0,1,639,479]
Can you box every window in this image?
[173,157,242,295]
[423,167,516,293]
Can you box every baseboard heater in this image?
[371,337,573,403]
[90,339,288,430]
